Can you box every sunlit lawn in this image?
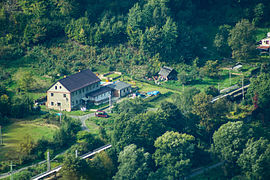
[0,120,58,161]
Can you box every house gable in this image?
[158,66,177,80]
[48,82,70,93]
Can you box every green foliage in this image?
[127,1,179,62]
[214,25,232,58]
[113,144,152,180]
[60,155,89,180]
[153,131,195,179]
[112,98,147,115]
[237,137,270,179]
[213,121,252,163]
[18,134,37,162]
[246,73,270,108]
[253,3,265,26]
[17,71,36,92]
[54,116,81,148]
[87,151,115,179]
[205,86,219,97]
[112,111,166,153]
[173,87,200,114]
[65,17,90,44]
[192,92,214,132]
[11,95,34,118]
[228,19,257,61]
[76,131,104,151]
[201,60,219,78]
[158,101,186,132]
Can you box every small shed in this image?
[107,81,132,98]
[158,66,178,81]
[232,62,243,71]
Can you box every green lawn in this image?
[121,75,181,94]
[63,109,95,116]
[256,27,270,41]
[0,120,58,161]
[105,73,121,79]
[86,114,115,137]
[161,69,246,93]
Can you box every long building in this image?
[46,69,111,111]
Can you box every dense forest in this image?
[1,0,270,179]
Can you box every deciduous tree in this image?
[228,19,256,61]
[213,121,252,163]
[153,131,195,179]
[237,137,270,179]
[113,144,152,180]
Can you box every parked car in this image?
[95,110,108,118]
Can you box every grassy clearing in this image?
[63,110,95,116]
[146,92,175,108]
[3,66,51,100]
[86,114,116,137]
[105,73,121,79]
[85,119,100,136]
[121,75,181,94]
[0,120,58,161]
[256,27,270,41]
[162,69,245,93]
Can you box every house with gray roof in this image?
[47,69,111,111]
[158,66,178,81]
[107,81,132,98]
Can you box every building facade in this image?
[47,69,110,111]
[108,81,132,98]
[257,32,270,52]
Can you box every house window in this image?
[79,90,81,94]
[266,40,269,44]
[57,102,61,106]
[63,94,66,98]
[60,86,62,89]
[55,86,57,90]
[51,93,54,96]
[72,101,74,105]
[82,88,84,93]
[76,100,78,104]
[51,102,54,106]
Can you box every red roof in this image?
[257,46,270,50]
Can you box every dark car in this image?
[95,110,108,118]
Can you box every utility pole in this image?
[0,125,3,145]
[47,151,51,171]
[242,75,245,101]
[58,103,62,124]
[9,161,15,180]
[229,70,232,86]
[109,94,112,113]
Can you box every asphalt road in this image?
[69,113,96,132]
